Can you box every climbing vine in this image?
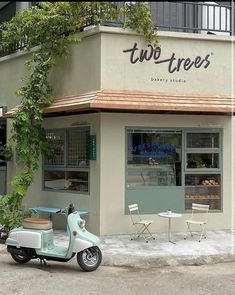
[0,2,158,230]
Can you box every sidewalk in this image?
[1,230,235,268]
[100,230,235,268]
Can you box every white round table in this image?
[158,212,182,244]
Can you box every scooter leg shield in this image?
[73,238,93,252]
[78,230,101,246]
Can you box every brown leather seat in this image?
[22,217,52,230]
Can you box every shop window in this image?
[126,128,222,212]
[43,127,89,193]
[44,130,65,166]
[185,131,222,210]
[186,153,219,169]
[186,132,219,149]
[185,174,221,210]
[127,129,182,187]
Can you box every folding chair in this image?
[128,204,155,242]
[184,203,210,242]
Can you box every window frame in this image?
[184,130,222,172]
[125,127,223,213]
[126,127,183,188]
[42,126,90,194]
[184,129,223,211]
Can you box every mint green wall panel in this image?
[125,187,184,214]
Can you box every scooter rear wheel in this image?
[77,246,102,272]
[11,253,31,264]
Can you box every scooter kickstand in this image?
[39,258,47,266]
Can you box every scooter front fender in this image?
[73,238,93,252]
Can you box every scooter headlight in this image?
[79,219,86,229]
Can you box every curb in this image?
[101,253,235,268]
[1,243,235,268]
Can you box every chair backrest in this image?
[128,203,142,224]
[191,203,210,223]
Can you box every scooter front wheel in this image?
[77,246,102,272]
[11,253,31,264]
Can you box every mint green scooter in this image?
[5,204,102,272]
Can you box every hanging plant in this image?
[0,2,158,230]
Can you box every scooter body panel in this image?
[7,227,42,249]
[73,238,93,252]
[41,229,54,250]
[65,211,101,258]
[36,245,68,258]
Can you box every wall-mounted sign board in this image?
[88,135,96,160]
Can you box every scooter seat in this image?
[22,217,52,230]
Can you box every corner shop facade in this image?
[0,26,234,235]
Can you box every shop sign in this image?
[133,142,176,159]
[88,135,96,160]
[123,42,211,74]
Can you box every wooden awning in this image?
[4,90,234,117]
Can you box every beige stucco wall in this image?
[100,112,232,235]
[21,113,101,234]
[100,28,232,96]
[0,26,232,111]
[0,31,101,110]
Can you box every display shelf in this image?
[185,194,220,200]
[185,185,220,187]
[184,173,221,210]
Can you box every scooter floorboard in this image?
[37,245,68,258]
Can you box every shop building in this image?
[0,2,234,235]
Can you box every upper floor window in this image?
[0,2,16,25]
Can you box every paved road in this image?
[1,253,235,295]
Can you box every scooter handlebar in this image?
[56,208,68,215]
[56,204,75,215]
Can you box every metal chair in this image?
[184,203,210,242]
[128,204,155,242]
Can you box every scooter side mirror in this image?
[68,203,75,215]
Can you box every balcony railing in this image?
[0,1,233,58]
[150,1,233,35]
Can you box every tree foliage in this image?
[0,2,158,230]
